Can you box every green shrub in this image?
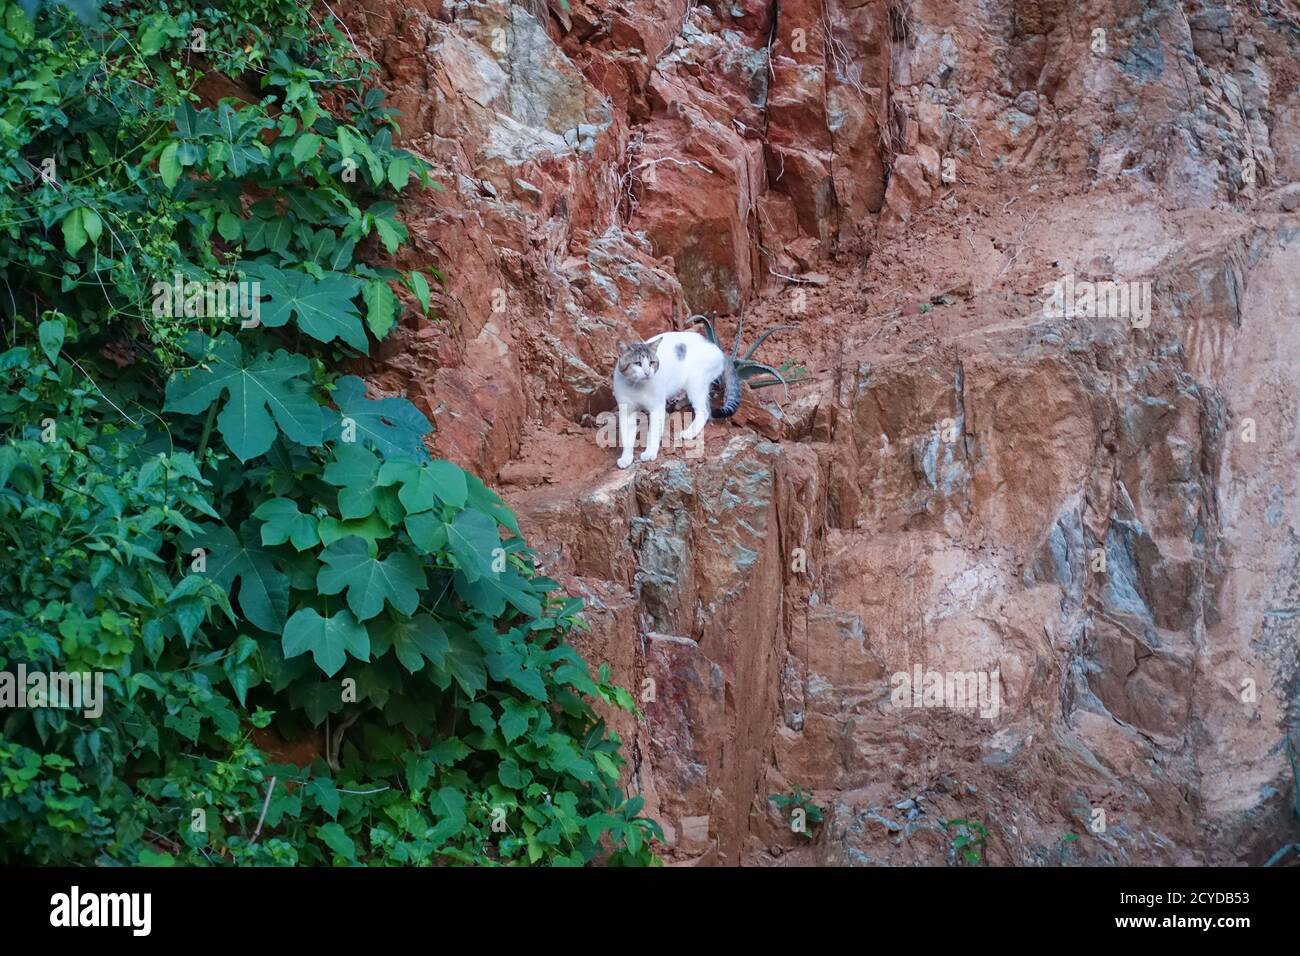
[769,786,824,840]
[0,0,659,866]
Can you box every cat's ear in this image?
[615,339,629,354]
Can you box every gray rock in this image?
[1014,90,1040,115]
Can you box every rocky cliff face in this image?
[343,0,1300,864]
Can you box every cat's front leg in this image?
[640,405,665,462]
[617,403,637,469]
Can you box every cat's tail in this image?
[713,358,741,418]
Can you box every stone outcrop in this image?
[340,0,1300,864]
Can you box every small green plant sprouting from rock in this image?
[594,661,644,720]
[769,358,809,388]
[945,817,990,866]
[688,314,808,394]
[1056,831,1079,866]
[769,786,824,840]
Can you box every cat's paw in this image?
[617,454,634,469]
[639,449,658,462]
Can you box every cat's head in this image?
[616,340,659,382]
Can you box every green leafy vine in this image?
[0,0,660,866]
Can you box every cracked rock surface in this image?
[344,0,1300,864]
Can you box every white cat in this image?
[612,330,740,468]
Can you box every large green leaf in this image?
[444,508,501,582]
[368,201,408,254]
[438,624,486,696]
[404,511,447,553]
[188,522,289,633]
[497,698,533,743]
[378,459,467,513]
[307,777,341,819]
[282,605,370,677]
[317,514,392,549]
[323,444,383,520]
[163,333,323,462]
[222,635,261,706]
[174,99,217,138]
[479,630,547,701]
[158,142,182,190]
[465,471,519,535]
[253,497,319,550]
[426,787,467,846]
[498,758,533,790]
[316,535,423,622]
[38,318,64,365]
[453,568,541,619]
[244,217,293,255]
[325,375,432,459]
[292,133,323,164]
[426,738,470,766]
[243,264,367,351]
[362,278,399,340]
[317,821,358,860]
[368,612,448,674]
[405,271,431,314]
